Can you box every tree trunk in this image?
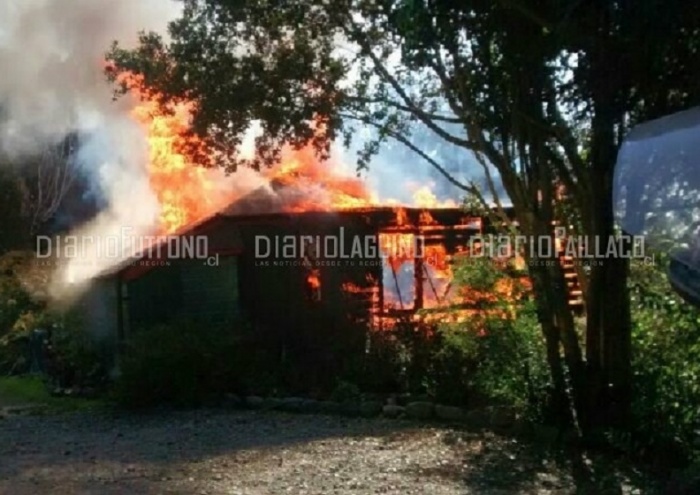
[585,106,632,430]
[521,214,588,429]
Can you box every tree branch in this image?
[348,95,464,123]
[344,20,475,150]
[340,112,471,192]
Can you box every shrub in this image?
[354,256,550,414]
[0,251,43,373]
[47,313,108,391]
[428,257,549,413]
[424,321,479,406]
[350,330,404,394]
[113,320,245,408]
[424,298,549,415]
[472,303,549,416]
[626,255,700,464]
[329,379,362,403]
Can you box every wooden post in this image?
[414,255,424,310]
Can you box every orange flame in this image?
[120,74,519,330]
[412,185,458,208]
[122,73,220,233]
[122,74,458,235]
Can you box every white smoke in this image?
[0,0,497,307]
[0,0,181,302]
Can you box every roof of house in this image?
[95,180,507,281]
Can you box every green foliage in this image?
[0,375,50,406]
[0,264,106,390]
[0,168,27,254]
[423,323,479,406]
[454,257,506,291]
[329,379,362,403]
[0,252,41,332]
[0,252,43,373]
[0,252,103,386]
[354,257,549,416]
[472,306,549,416]
[106,0,346,172]
[627,256,700,463]
[431,257,549,414]
[47,313,108,390]
[0,375,103,411]
[114,320,245,409]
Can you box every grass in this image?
[0,375,105,412]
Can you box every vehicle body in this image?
[614,106,700,306]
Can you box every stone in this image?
[382,405,405,418]
[222,394,243,409]
[339,402,361,417]
[405,401,434,420]
[435,405,465,422]
[489,406,517,428]
[262,397,284,410]
[245,396,264,409]
[279,397,305,412]
[317,401,342,414]
[300,399,320,413]
[463,408,491,427]
[359,401,383,417]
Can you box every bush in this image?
[480,305,550,417]
[47,313,108,391]
[329,379,363,403]
[113,320,246,408]
[354,257,550,415]
[627,255,700,464]
[434,257,549,413]
[425,299,549,415]
[423,321,479,406]
[0,251,43,373]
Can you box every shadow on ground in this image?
[0,408,661,494]
[410,426,660,494]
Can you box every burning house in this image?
[21,46,581,381]
[76,186,583,381]
[77,198,485,370]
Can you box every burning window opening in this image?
[300,235,322,302]
[306,269,322,302]
[372,209,493,330]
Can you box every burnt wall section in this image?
[122,256,241,337]
[106,206,530,393]
[78,276,119,373]
[230,211,381,392]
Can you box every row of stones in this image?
[225,395,518,428]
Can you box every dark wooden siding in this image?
[124,256,240,333]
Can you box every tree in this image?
[107,0,700,433]
[0,136,78,253]
[0,167,25,254]
[16,136,78,237]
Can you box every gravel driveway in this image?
[0,408,655,494]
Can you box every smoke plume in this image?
[0,0,180,302]
[0,1,498,307]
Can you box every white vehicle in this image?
[614,106,700,306]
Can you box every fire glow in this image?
[123,74,458,235]
[118,76,525,326]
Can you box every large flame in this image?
[130,96,215,233]
[123,76,457,235]
[119,77,527,330]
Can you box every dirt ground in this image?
[0,408,656,494]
